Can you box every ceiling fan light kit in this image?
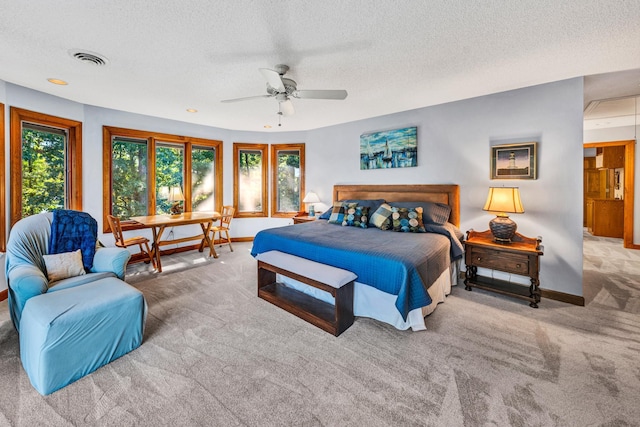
[222,64,348,120]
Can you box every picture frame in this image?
[360,126,417,170]
[490,142,537,180]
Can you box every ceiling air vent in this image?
[68,49,109,66]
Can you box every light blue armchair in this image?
[5,211,147,395]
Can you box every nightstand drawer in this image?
[469,247,530,275]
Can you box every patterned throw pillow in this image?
[370,203,393,230]
[342,206,370,228]
[328,202,357,224]
[391,206,426,232]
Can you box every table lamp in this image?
[302,191,320,216]
[483,187,524,242]
[168,186,185,215]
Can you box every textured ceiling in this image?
[1,1,640,132]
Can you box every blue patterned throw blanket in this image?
[48,209,98,271]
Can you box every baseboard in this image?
[231,237,254,243]
[540,288,585,306]
[0,289,7,302]
[457,271,585,306]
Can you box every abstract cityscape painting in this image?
[360,126,417,170]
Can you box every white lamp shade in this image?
[302,191,320,203]
[168,186,185,202]
[483,187,524,214]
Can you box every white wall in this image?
[584,124,639,244]
[308,78,585,296]
[1,78,585,297]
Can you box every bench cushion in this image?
[256,250,356,288]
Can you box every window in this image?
[110,137,149,218]
[155,142,185,215]
[191,145,217,212]
[103,126,222,231]
[271,144,305,217]
[10,107,82,227]
[233,143,268,218]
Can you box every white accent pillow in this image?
[43,249,86,283]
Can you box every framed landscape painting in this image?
[360,127,417,170]
[490,142,537,179]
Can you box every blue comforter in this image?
[251,220,461,320]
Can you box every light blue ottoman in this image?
[19,277,147,395]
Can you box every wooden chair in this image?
[107,215,156,269]
[209,206,235,253]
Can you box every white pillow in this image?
[43,249,86,283]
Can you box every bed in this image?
[251,184,462,331]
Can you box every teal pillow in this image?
[391,206,426,233]
[342,206,369,228]
[370,203,393,230]
[328,202,357,224]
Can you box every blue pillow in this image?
[391,206,426,233]
[390,201,451,225]
[318,208,331,220]
[341,199,385,214]
[342,206,369,228]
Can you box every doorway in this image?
[583,140,637,249]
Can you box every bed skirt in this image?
[277,260,460,332]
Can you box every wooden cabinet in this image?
[588,199,623,238]
[464,229,543,308]
[583,157,601,226]
[595,146,624,169]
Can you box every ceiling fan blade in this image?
[292,89,348,100]
[259,68,285,92]
[279,99,295,116]
[221,94,272,103]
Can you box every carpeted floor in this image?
[0,232,639,426]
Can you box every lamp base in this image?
[170,202,183,215]
[489,215,517,243]
[309,205,315,217]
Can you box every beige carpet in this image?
[0,235,639,426]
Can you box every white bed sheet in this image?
[277,260,460,332]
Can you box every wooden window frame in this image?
[233,143,268,218]
[270,143,305,218]
[103,126,223,232]
[9,107,83,228]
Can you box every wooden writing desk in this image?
[130,211,220,272]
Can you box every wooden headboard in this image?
[333,184,460,228]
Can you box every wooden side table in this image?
[464,229,544,308]
[292,215,317,224]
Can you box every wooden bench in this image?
[256,251,356,336]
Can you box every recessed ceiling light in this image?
[264,125,272,129]
[47,78,68,85]
[186,108,198,113]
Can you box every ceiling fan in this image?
[221,64,348,117]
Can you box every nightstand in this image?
[464,229,544,308]
[292,215,317,224]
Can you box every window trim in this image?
[233,142,268,218]
[270,143,305,218]
[103,126,223,232]
[9,107,83,227]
